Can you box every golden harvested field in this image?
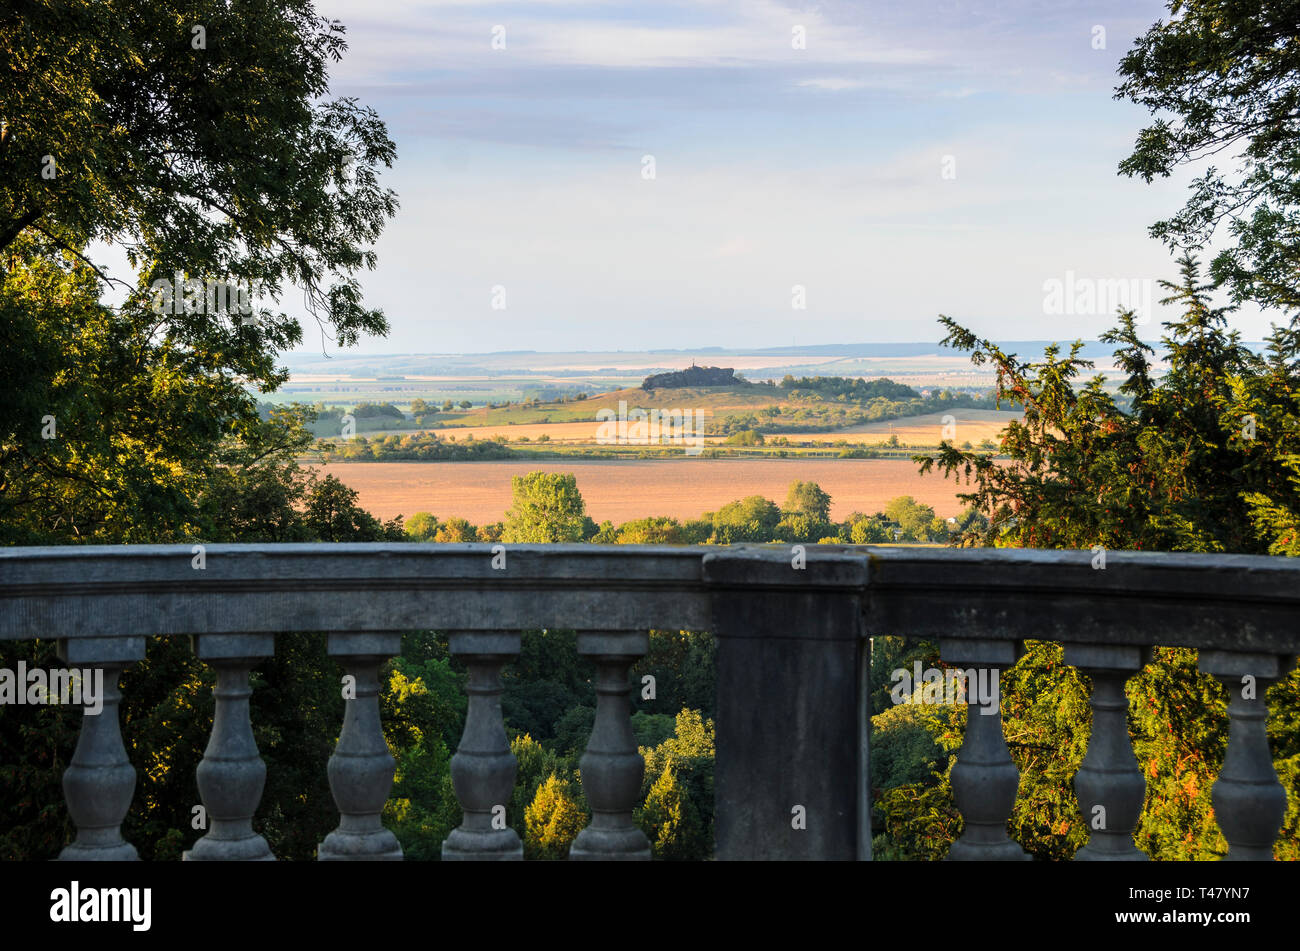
[770,409,1021,445]
[314,459,975,525]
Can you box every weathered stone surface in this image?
[4,544,1300,651]
[570,630,651,861]
[705,547,869,861]
[0,544,710,638]
[2,543,1299,862]
[863,547,1300,652]
[1064,644,1150,861]
[941,638,1029,861]
[319,632,403,861]
[1198,652,1296,860]
[443,631,523,861]
[56,637,145,861]
[185,639,275,861]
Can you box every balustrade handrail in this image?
[2,542,1297,861]
[4,542,1299,650]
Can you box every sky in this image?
[249,2,1276,353]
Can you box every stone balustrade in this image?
[1,543,1297,860]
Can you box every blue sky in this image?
[282,0,1269,355]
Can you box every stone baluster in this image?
[443,630,523,860]
[184,634,275,861]
[570,630,651,861]
[1064,644,1149,860]
[941,638,1029,861]
[319,633,403,861]
[56,636,146,861]
[1198,650,1294,861]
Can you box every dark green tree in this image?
[1117,0,1300,313]
[635,709,715,861]
[303,474,404,541]
[0,1,400,861]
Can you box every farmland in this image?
[310,458,976,525]
[767,409,1020,446]
[284,349,1029,522]
[385,407,1020,448]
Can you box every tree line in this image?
[404,473,977,546]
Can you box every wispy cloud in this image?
[285,1,1272,354]
[796,77,867,91]
[326,0,938,80]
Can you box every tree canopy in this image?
[917,254,1299,554]
[1117,0,1300,313]
[501,472,589,543]
[0,0,396,544]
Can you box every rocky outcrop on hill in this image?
[642,365,738,390]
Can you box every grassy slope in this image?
[351,384,1019,454]
[436,384,793,428]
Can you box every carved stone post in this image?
[443,631,523,860]
[704,549,869,860]
[1198,650,1294,861]
[941,638,1029,861]
[319,632,403,861]
[56,636,146,861]
[1064,644,1149,860]
[184,634,275,861]
[570,630,651,861]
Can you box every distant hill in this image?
[642,365,740,390]
[283,339,1214,377]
